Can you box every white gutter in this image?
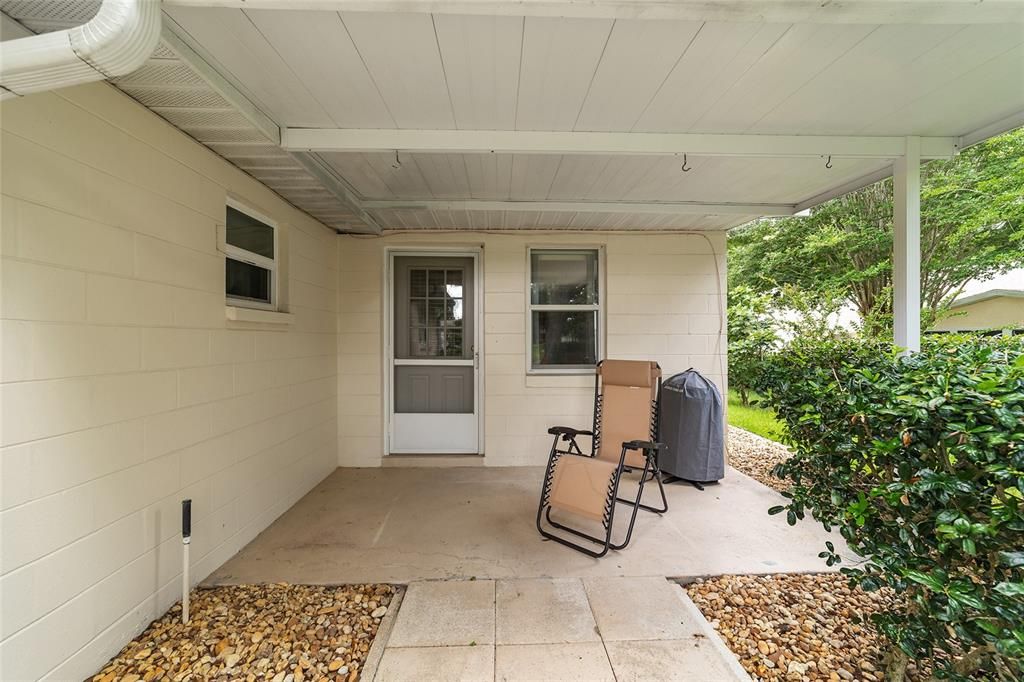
[0,0,161,100]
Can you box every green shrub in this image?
[761,334,1024,680]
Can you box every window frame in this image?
[526,246,604,375]
[224,197,278,311]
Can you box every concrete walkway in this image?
[369,577,750,681]
[206,466,844,585]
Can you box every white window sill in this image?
[225,305,293,325]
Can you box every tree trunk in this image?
[884,648,908,682]
[928,645,992,681]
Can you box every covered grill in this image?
[659,370,725,487]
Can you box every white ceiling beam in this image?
[161,1,1024,25]
[958,110,1024,150]
[362,200,795,216]
[793,166,895,213]
[283,128,957,160]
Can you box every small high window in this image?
[225,201,276,309]
[528,248,601,372]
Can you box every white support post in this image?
[893,136,921,353]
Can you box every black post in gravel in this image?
[181,499,191,625]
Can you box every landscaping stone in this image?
[685,573,926,681]
[90,583,395,682]
[728,426,791,492]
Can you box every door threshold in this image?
[383,454,485,468]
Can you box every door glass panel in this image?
[408,267,466,358]
[445,330,463,356]
[410,269,427,297]
[428,269,446,297]
[410,300,426,326]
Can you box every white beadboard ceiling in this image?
[3,1,1022,233]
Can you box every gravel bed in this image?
[729,426,792,492]
[686,573,925,682]
[91,583,395,682]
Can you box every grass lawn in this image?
[727,389,784,442]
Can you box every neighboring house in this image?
[931,289,1024,333]
[1,1,1021,679]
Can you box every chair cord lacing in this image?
[649,398,658,440]
[601,468,621,529]
[540,451,561,506]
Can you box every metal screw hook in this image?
[825,155,833,169]
[681,154,691,172]
[392,150,402,170]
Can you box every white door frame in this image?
[383,246,484,455]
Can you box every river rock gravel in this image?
[728,426,792,492]
[686,573,924,682]
[90,583,395,682]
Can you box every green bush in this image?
[760,334,1024,680]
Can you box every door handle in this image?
[472,345,479,369]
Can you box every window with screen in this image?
[528,249,600,372]
[225,202,276,309]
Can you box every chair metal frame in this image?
[536,360,668,557]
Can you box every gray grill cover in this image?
[659,370,725,482]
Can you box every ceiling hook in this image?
[825,154,833,169]
[681,153,691,172]
[391,150,402,170]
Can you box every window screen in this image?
[529,249,600,371]
[225,203,276,308]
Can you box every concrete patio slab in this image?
[604,639,746,681]
[495,643,615,682]
[584,576,702,641]
[495,579,599,645]
[205,466,844,586]
[386,580,496,648]
[375,645,494,682]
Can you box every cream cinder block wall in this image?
[337,232,727,467]
[0,83,338,680]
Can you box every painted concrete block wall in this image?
[0,83,339,680]
[337,232,727,467]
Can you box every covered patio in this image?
[204,465,839,585]
[2,0,1023,679]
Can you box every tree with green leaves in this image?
[727,285,776,406]
[729,127,1024,330]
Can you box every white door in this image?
[389,254,480,454]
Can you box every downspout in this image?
[0,0,161,100]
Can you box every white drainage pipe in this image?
[0,0,161,100]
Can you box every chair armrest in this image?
[623,440,666,451]
[547,426,594,437]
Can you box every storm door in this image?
[389,255,478,453]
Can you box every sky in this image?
[958,268,1024,298]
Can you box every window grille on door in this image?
[408,268,465,357]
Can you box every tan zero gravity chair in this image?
[536,360,668,557]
